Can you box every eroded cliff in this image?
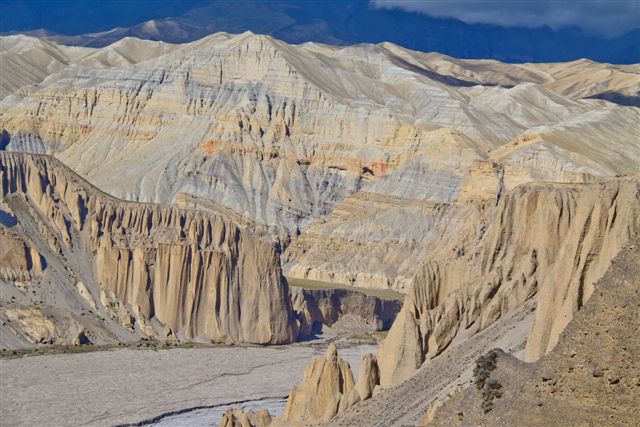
[377,176,639,386]
[290,286,402,339]
[425,237,640,426]
[0,151,297,345]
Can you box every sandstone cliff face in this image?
[290,286,402,338]
[2,33,638,246]
[0,225,44,282]
[426,238,640,426]
[0,151,297,344]
[3,33,638,299]
[282,343,379,423]
[219,407,272,427]
[376,177,639,386]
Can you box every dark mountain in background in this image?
[1,0,638,63]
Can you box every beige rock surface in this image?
[220,407,272,427]
[283,343,358,423]
[355,353,379,401]
[2,34,637,240]
[2,33,638,298]
[3,306,58,344]
[0,35,178,99]
[376,177,639,386]
[290,286,401,339]
[0,226,43,282]
[0,32,638,427]
[326,299,535,426]
[426,238,640,426]
[0,151,297,345]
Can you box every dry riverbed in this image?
[0,334,378,426]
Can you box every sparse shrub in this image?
[473,350,503,413]
[473,350,498,389]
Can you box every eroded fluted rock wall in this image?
[0,151,297,344]
[282,343,380,423]
[425,237,640,426]
[377,177,639,385]
[0,226,44,282]
[290,287,402,338]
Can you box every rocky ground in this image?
[0,333,378,427]
[426,238,640,426]
[326,300,535,426]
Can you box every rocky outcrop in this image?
[523,181,640,360]
[2,33,638,302]
[219,407,272,427]
[3,33,638,244]
[0,304,92,346]
[376,177,639,386]
[355,353,379,401]
[3,306,58,344]
[0,226,44,282]
[0,151,297,344]
[279,344,380,423]
[283,344,357,422]
[425,238,640,426]
[290,286,402,338]
[0,35,179,99]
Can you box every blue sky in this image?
[2,0,638,63]
[372,0,640,38]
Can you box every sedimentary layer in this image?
[290,286,402,339]
[426,237,640,426]
[2,33,638,251]
[376,177,640,386]
[0,151,297,345]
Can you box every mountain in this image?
[1,33,638,291]
[2,0,639,63]
[0,35,179,98]
[0,32,638,425]
[0,151,297,346]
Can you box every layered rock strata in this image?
[2,33,639,301]
[377,177,639,386]
[0,151,297,345]
[290,287,402,339]
[281,343,380,423]
[425,238,640,426]
[2,33,638,250]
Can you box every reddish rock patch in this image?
[370,161,388,175]
[203,140,220,155]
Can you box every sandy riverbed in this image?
[0,338,378,426]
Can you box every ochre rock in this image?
[3,306,58,344]
[0,226,44,282]
[377,177,639,386]
[219,407,272,427]
[355,353,379,400]
[283,343,356,423]
[425,238,640,426]
[0,151,297,344]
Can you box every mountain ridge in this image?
[3,0,639,63]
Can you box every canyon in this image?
[0,32,639,426]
